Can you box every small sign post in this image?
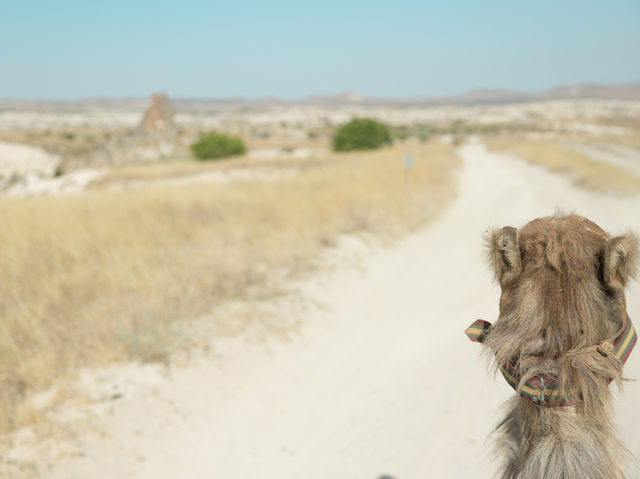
[404,153,413,170]
[404,153,413,189]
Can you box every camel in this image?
[466,214,638,479]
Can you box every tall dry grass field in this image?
[0,142,459,433]
[489,138,640,193]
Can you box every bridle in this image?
[466,315,637,407]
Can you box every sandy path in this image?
[43,141,640,479]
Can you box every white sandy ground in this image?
[4,168,103,197]
[0,141,298,196]
[0,141,59,178]
[6,141,640,479]
[0,140,102,197]
[104,167,298,193]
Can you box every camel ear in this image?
[603,233,639,292]
[487,226,521,286]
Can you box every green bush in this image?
[190,131,246,160]
[332,118,392,152]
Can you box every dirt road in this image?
[45,142,640,478]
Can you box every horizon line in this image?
[1,81,639,103]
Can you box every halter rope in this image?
[465,315,637,407]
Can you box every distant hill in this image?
[298,84,640,106]
[305,91,370,104]
[2,83,640,109]
[540,83,640,100]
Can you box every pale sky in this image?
[1,0,639,100]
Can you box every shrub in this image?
[190,131,246,160]
[332,118,392,152]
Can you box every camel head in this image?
[483,214,638,410]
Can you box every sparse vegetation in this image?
[489,139,640,193]
[403,121,549,141]
[0,142,459,434]
[0,127,129,157]
[190,130,247,160]
[391,125,409,141]
[332,118,392,152]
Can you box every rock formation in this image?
[66,93,182,168]
[136,93,176,140]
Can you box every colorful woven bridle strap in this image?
[465,315,637,407]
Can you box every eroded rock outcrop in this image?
[136,93,176,140]
[65,93,182,169]
[0,141,61,192]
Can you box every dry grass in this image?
[0,142,459,433]
[489,138,640,194]
[592,135,640,150]
[557,134,640,151]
